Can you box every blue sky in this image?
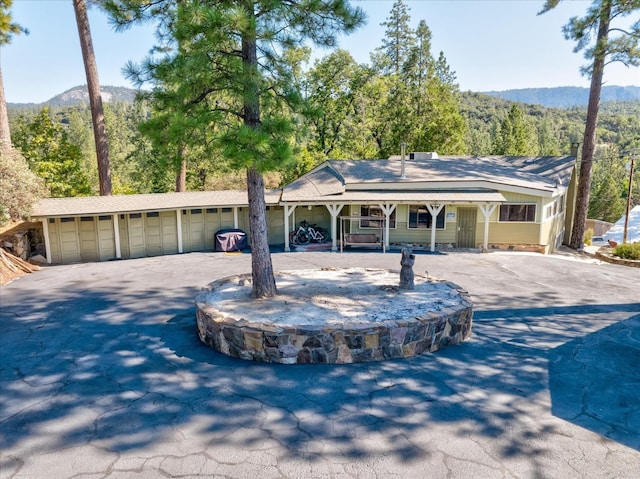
[2,0,639,103]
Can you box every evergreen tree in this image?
[106,0,365,298]
[375,0,414,75]
[13,108,92,197]
[0,0,27,155]
[540,0,640,248]
[73,0,112,195]
[492,105,538,155]
[370,3,466,156]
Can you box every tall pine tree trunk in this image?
[242,6,277,298]
[0,66,11,155]
[176,146,186,192]
[569,0,611,249]
[73,0,112,196]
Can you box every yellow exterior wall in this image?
[345,204,455,245]
[486,192,542,246]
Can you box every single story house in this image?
[31,149,578,264]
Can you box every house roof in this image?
[32,155,576,218]
[32,190,282,217]
[280,155,576,202]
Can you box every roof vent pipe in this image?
[400,142,407,179]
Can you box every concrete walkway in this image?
[1,250,639,478]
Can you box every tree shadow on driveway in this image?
[1,257,639,477]
[549,314,640,451]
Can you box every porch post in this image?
[325,204,344,252]
[176,209,183,253]
[479,204,498,251]
[41,218,52,264]
[284,204,296,252]
[426,204,444,252]
[112,214,121,259]
[233,207,239,229]
[379,203,396,252]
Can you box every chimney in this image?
[409,152,439,160]
[400,142,407,179]
[570,143,580,157]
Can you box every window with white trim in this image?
[408,205,445,229]
[499,204,536,222]
[360,205,396,228]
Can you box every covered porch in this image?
[280,190,506,253]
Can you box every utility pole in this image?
[623,150,637,244]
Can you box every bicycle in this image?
[290,221,327,245]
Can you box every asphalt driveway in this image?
[1,250,639,478]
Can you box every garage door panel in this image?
[59,218,81,263]
[97,216,116,261]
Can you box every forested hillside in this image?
[482,85,640,108]
[8,90,639,223]
[5,1,639,225]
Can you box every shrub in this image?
[0,150,47,226]
[613,242,640,261]
[584,228,594,245]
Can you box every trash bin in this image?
[215,229,248,252]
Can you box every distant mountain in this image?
[482,86,640,108]
[8,85,139,108]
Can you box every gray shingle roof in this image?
[281,155,575,202]
[32,190,282,217]
[32,155,575,217]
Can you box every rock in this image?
[29,254,47,265]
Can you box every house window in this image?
[80,216,94,222]
[206,208,218,213]
[408,205,445,229]
[130,213,142,219]
[221,207,232,213]
[360,205,396,228]
[61,217,75,222]
[146,212,159,218]
[190,209,202,214]
[499,204,536,222]
[98,215,111,221]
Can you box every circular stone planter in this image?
[195,268,473,364]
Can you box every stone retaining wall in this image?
[595,249,640,268]
[196,275,473,364]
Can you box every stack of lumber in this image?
[0,247,39,275]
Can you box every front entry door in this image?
[457,208,477,248]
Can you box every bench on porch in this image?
[342,233,383,249]
[339,215,387,253]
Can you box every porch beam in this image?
[283,204,296,252]
[233,207,239,229]
[325,204,344,252]
[113,214,121,259]
[378,203,396,252]
[176,209,183,253]
[478,203,498,251]
[426,204,445,252]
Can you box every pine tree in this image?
[73,0,112,195]
[375,0,414,76]
[106,0,365,298]
[540,0,640,249]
